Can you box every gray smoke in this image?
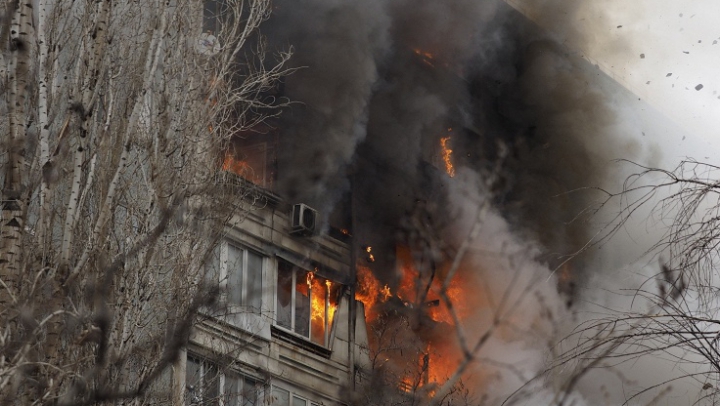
[267,0,390,214]
[262,0,680,402]
[267,0,631,275]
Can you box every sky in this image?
[506,0,720,167]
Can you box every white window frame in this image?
[274,260,339,348]
[218,242,264,313]
[186,355,262,406]
[269,385,321,406]
[207,240,271,337]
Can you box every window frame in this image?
[274,259,341,348]
[186,355,262,406]
[202,0,230,37]
[218,241,265,314]
[205,239,271,337]
[269,385,321,406]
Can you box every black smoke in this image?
[266,0,629,292]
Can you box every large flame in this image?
[357,246,469,323]
[358,245,475,392]
[296,271,338,346]
[356,265,392,323]
[395,245,468,324]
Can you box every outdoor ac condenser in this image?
[291,203,317,236]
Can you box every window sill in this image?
[271,326,331,358]
[216,170,282,207]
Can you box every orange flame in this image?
[295,270,338,346]
[356,266,393,322]
[413,48,436,68]
[309,272,337,343]
[222,151,252,176]
[359,244,479,394]
[440,133,455,178]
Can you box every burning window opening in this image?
[276,260,340,347]
[221,127,278,189]
[357,244,471,396]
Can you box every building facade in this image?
[178,181,370,406]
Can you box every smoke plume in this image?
[262,0,680,402]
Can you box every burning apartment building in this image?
[181,0,670,404]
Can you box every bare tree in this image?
[508,159,720,405]
[0,0,290,403]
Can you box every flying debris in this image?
[666,73,672,77]
[696,84,704,91]
[640,53,645,59]
[683,51,690,54]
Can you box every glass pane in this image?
[292,396,307,406]
[243,378,258,406]
[227,245,244,306]
[203,364,219,405]
[246,250,263,312]
[276,261,293,329]
[295,272,310,338]
[186,358,202,404]
[203,0,219,35]
[271,387,289,406]
[205,245,221,290]
[224,371,242,406]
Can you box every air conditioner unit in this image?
[291,203,317,236]
[196,32,220,56]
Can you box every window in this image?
[203,0,230,36]
[222,141,270,188]
[207,242,264,314]
[275,260,340,347]
[269,387,321,406]
[186,356,260,406]
[221,129,277,190]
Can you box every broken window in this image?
[186,356,260,406]
[275,260,341,347]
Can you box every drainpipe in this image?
[348,171,357,390]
